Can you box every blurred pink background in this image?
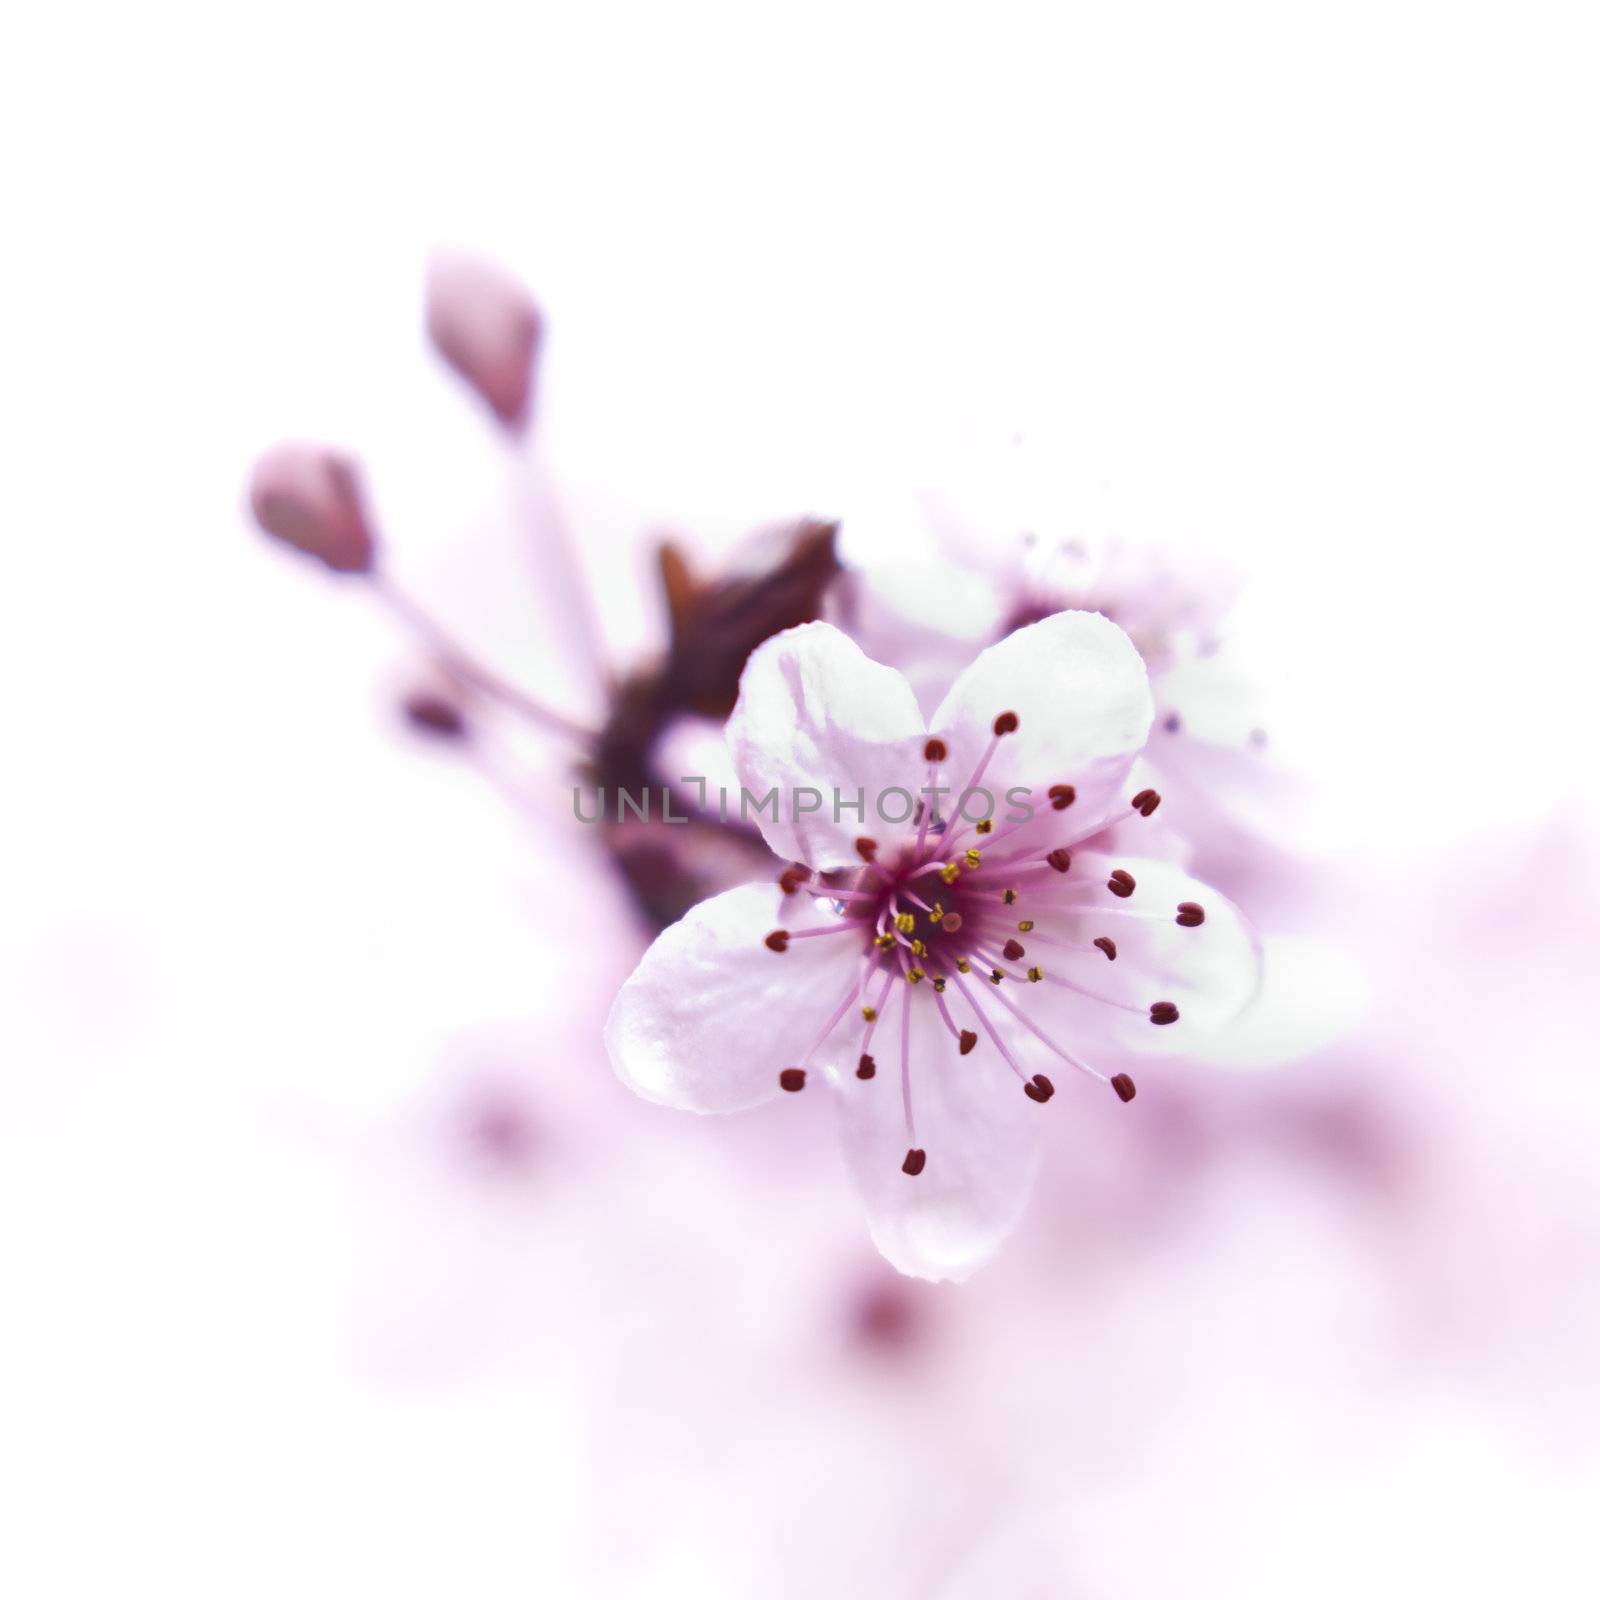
[4,4,1598,1595]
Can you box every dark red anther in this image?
[1093,936,1118,961]
[1176,901,1205,927]
[402,691,468,740]
[1131,788,1161,817]
[958,1030,978,1056]
[1046,848,1072,873]
[1149,1001,1179,1025]
[992,711,1019,736]
[1024,1073,1055,1103]
[855,837,879,862]
[923,737,948,762]
[778,864,813,895]
[764,929,790,953]
[1047,784,1076,811]
[856,1054,876,1080]
[1002,938,1025,961]
[1111,1073,1137,1103]
[779,1068,806,1091]
[901,1148,927,1176]
[1107,869,1136,898]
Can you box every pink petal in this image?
[833,992,1040,1282]
[725,622,927,871]
[604,881,863,1113]
[929,610,1151,830]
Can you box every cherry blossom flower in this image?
[605,611,1260,1280]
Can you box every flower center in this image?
[765,710,1200,1178]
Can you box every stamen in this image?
[967,973,1114,1089]
[902,1148,927,1176]
[992,711,1019,735]
[855,837,879,861]
[1047,849,1072,873]
[1093,936,1118,961]
[923,738,948,762]
[1107,869,1136,898]
[1001,888,1018,905]
[1130,788,1161,817]
[1017,919,1035,932]
[801,884,878,903]
[1111,1073,1137,1102]
[899,975,917,1146]
[959,1029,977,1056]
[941,964,1035,1086]
[765,930,790,952]
[1047,784,1076,811]
[778,865,813,894]
[779,1068,806,1091]
[1023,1074,1055,1103]
[1150,1001,1180,1025]
[1002,938,1026,961]
[1176,902,1206,927]
[857,1053,876,1079]
[975,819,994,835]
[860,966,898,1051]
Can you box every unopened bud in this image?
[248,442,375,574]
[425,252,542,430]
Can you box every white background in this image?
[3,3,1598,1595]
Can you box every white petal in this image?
[725,622,927,870]
[929,610,1153,832]
[605,882,864,1113]
[834,987,1040,1282]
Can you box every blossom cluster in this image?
[248,255,1281,1282]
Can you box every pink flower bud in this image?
[248,442,376,574]
[425,253,543,430]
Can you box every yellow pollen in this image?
[929,903,945,923]
[939,863,962,884]
[964,848,981,869]
[910,939,925,956]
[907,968,925,984]
[975,819,993,835]
[1027,966,1043,983]
[989,968,1004,984]
[957,958,971,973]
[1002,888,1018,905]
[875,933,894,950]
[894,912,915,934]
[1017,919,1035,932]
[861,1006,878,1022]
[932,976,947,993]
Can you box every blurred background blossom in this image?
[4,2,1599,1595]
